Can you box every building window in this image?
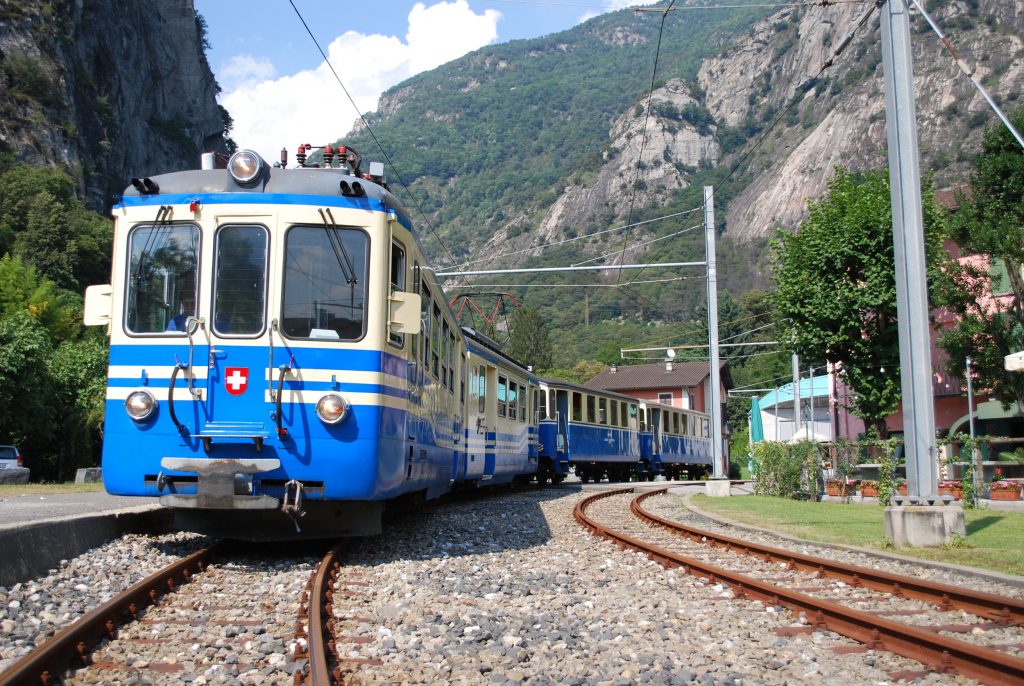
[658,392,673,406]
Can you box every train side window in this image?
[448,329,456,393]
[609,399,617,426]
[281,225,368,340]
[460,355,466,403]
[508,380,518,421]
[586,395,596,424]
[431,303,441,378]
[674,413,681,435]
[520,387,528,422]
[497,375,507,418]
[703,417,710,437]
[534,389,540,422]
[478,366,486,413]
[126,223,200,335]
[538,389,547,421]
[638,406,647,432]
[572,392,582,422]
[597,397,606,425]
[440,321,449,387]
[388,241,406,347]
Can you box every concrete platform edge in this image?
[676,491,1024,588]
[0,506,172,586]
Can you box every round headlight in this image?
[228,150,264,184]
[316,393,349,425]
[125,390,158,421]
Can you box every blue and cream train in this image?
[84,146,712,539]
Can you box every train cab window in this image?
[572,392,582,422]
[126,223,199,335]
[586,395,596,424]
[212,225,268,336]
[282,225,368,340]
[497,375,507,418]
[431,304,441,378]
[609,400,618,426]
[388,242,406,347]
[538,389,547,421]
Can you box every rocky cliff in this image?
[0,0,227,209]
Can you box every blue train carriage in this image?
[537,379,646,483]
[462,328,540,485]
[640,400,713,481]
[82,146,477,539]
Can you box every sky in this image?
[194,0,646,163]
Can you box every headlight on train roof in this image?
[125,390,158,421]
[316,393,350,425]
[228,150,264,184]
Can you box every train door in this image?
[200,223,273,442]
[465,360,486,479]
[556,390,569,454]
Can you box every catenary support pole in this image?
[705,186,725,479]
[792,353,801,441]
[881,0,938,500]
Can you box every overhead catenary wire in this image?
[286,0,467,285]
[906,0,1024,151]
[613,0,675,287]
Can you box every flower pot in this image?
[898,485,907,496]
[826,484,855,497]
[989,489,1021,501]
[938,487,963,499]
[861,486,880,497]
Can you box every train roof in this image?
[116,165,413,228]
[462,327,535,379]
[537,376,644,404]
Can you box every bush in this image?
[751,441,819,498]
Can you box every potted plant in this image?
[897,480,908,496]
[988,469,1022,501]
[826,478,857,496]
[938,479,963,499]
[859,480,880,497]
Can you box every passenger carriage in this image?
[640,401,713,480]
[537,379,646,483]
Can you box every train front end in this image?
[85,149,422,539]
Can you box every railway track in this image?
[0,543,349,686]
[576,488,1024,686]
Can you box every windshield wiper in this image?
[317,208,357,285]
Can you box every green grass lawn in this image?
[690,494,1024,577]
[0,482,105,496]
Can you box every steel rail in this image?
[631,488,1024,624]
[307,542,345,686]
[574,489,1024,686]
[0,547,213,686]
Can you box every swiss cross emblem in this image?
[224,367,248,396]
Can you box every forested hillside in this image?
[341,1,1024,370]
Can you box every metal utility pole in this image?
[705,186,725,478]
[792,353,801,441]
[966,356,981,503]
[881,0,937,500]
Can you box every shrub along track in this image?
[575,487,1024,686]
[0,543,355,686]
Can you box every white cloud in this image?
[579,0,658,24]
[219,1,500,163]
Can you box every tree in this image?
[937,110,1024,409]
[0,312,55,476]
[770,168,948,437]
[506,305,553,369]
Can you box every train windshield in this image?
[213,225,268,336]
[282,225,369,340]
[125,223,199,335]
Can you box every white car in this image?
[0,445,23,470]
